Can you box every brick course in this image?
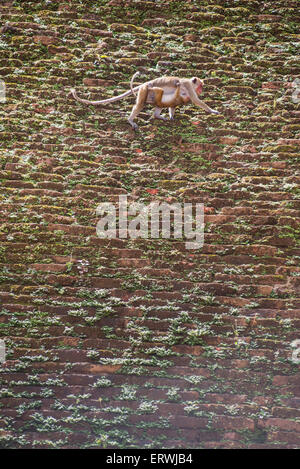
[0,0,299,449]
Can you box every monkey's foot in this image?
[128,120,139,131]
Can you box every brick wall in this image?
[0,0,299,449]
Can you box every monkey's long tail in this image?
[130,71,140,97]
[70,87,135,105]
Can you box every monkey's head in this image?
[192,77,204,95]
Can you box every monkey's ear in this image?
[192,77,198,84]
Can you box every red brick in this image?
[258,418,300,432]
[213,416,255,431]
[273,376,289,386]
[33,36,59,45]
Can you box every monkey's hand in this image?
[210,109,220,115]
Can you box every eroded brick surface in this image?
[0,0,299,449]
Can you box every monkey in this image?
[70,73,220,130]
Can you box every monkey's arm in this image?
[183,83,220,114]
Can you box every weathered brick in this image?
[213,416,255,431]
[0,0,299,450]
[258,419,300,432]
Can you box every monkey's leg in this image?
[169,107,176,119]
[128,84,148,130]
[152,107,168,121]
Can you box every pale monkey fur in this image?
[70,73,220,130]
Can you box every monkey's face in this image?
[192,77,203,95]
[196,83,203,95]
